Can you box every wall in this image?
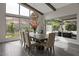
[77,10,79,43]
[44,3,79,45]
[0,3,6,42]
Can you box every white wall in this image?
[45,3,79,45]
[0,3,6,42]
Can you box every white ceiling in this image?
[28,3,52,13]
[51,3,70,9]
[27,3,71,14]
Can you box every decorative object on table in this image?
[40,29,43,34]
[30,12,39,34]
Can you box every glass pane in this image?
[46,25,52,34]
[6,3,19,15]
[20,5,29,16]
[6,17,20,39]
[46,20,61,34]
[20,18,29,31]
[64,20,77,31]
[29,10,34,16]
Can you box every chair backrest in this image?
[24,32,31,47]
[46,33,55,48]
[20,31,25,43]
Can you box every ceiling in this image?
[27,3,52,14]
[27,3,71,14]
[59,14,77,20]
[51,3,70,9]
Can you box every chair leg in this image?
[49,47,52,55]
[28,47,31,51]
[46,47,48,51]
[20,40,24,47]
[53,46,55,55]
[24,43,26,48]
[50,47,52,51]
[27,47,31,55]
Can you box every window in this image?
[20,18,29,31]
[6,17,30,39]
[6,4,34,40]
[46,25,52,34]
[46,20,61,30]
[64,21,77,31]
[6,3,19,15]
[6,3,30,16]
[46,20,61,34]
[6,17,20,39]
[29,10,34,16]
[20,5,30,16]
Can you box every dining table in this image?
[29,32,48,42]
[29,32,48,50]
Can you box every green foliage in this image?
[46,20,61,31]
[20,24,30,32]
[8,22,15,33]
[46,19,77,31]
[65,22,77,31]
[51,20,61,30]
[5,32,19,39]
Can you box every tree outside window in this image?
[65,21,77,31]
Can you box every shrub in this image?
[65,23,76,31]
[8,22,15,33]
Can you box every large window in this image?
[46,20,61,31]
[46,19,77,32]
[6,17,31,39]
[6,3,37,40]
[46,18,77,39]
[64,20,77,31]
[6,3,32,39]
[46,19,61,35]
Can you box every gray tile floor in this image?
[0,39,79,56]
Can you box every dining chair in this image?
[20,31,26,47]
[41,33,55,55]
[24,32,39,50]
